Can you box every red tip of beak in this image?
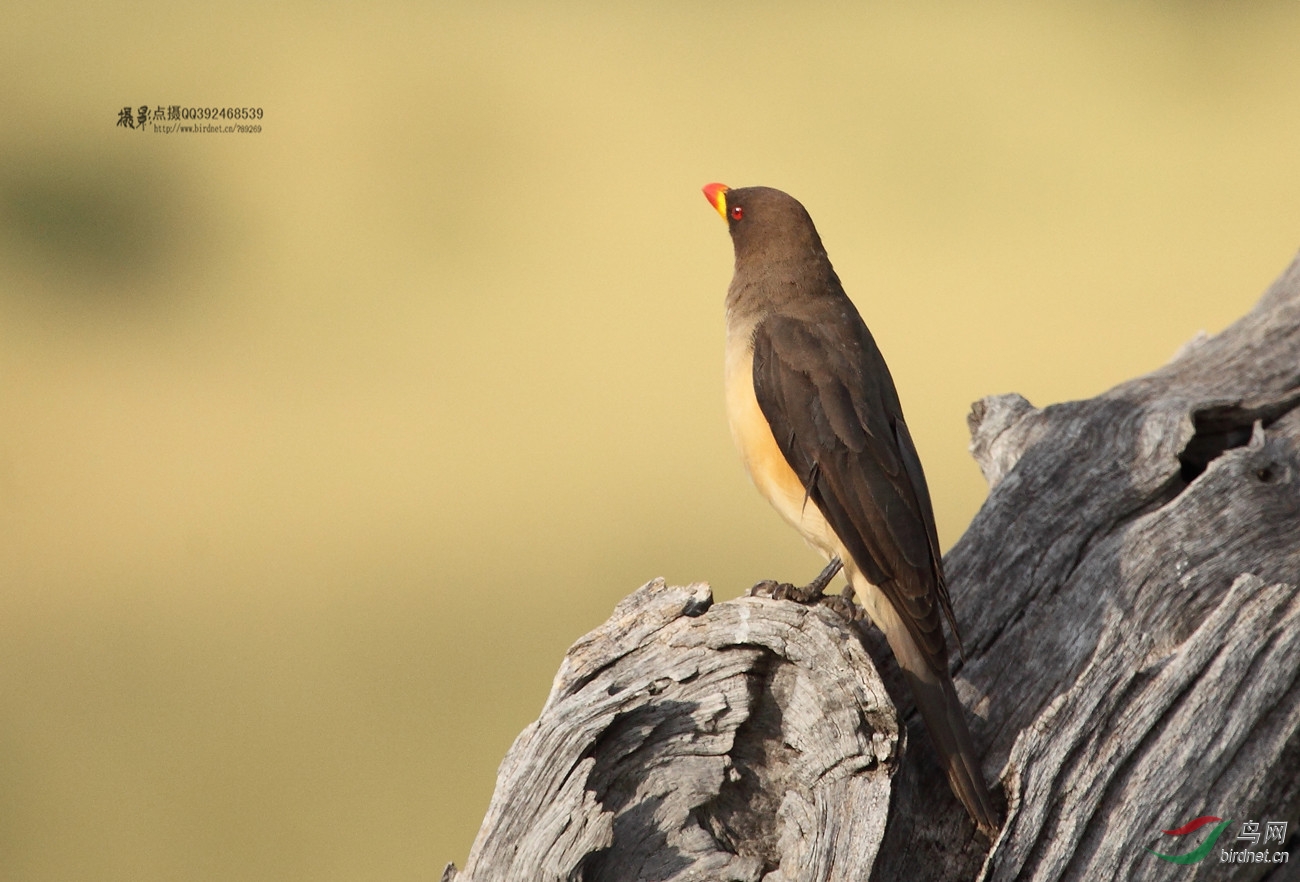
[702,182,729,219]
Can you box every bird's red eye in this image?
[730,206,743,221]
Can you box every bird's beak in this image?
[702,183,729,221]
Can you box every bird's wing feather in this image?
[752,311,959,671]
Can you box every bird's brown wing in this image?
[751,311,959,672]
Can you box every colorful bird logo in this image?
[1146,815,1234,864]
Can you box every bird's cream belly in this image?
[725,339,839,559]
[724,333,894,635]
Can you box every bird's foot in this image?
[819,583,864,623]
[748,557,846,606]
[748,579,801,600]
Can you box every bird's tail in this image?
[885,623,999,834]
[847,571,998,832]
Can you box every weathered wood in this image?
[447,252,1300,881]
[452,582,902,881]
[949,251,1300,882]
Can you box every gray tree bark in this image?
[445,253,1300,882]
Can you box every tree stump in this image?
[446,252,1300,881]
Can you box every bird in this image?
[702,182,997,833]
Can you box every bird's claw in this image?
[748,558,859,623]
[748,579,806,601]
[819,584,864,623]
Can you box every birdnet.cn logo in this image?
[1145,815,1291,865]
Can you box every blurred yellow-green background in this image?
[2,2,1299,879]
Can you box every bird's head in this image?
[701,183,826,265]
